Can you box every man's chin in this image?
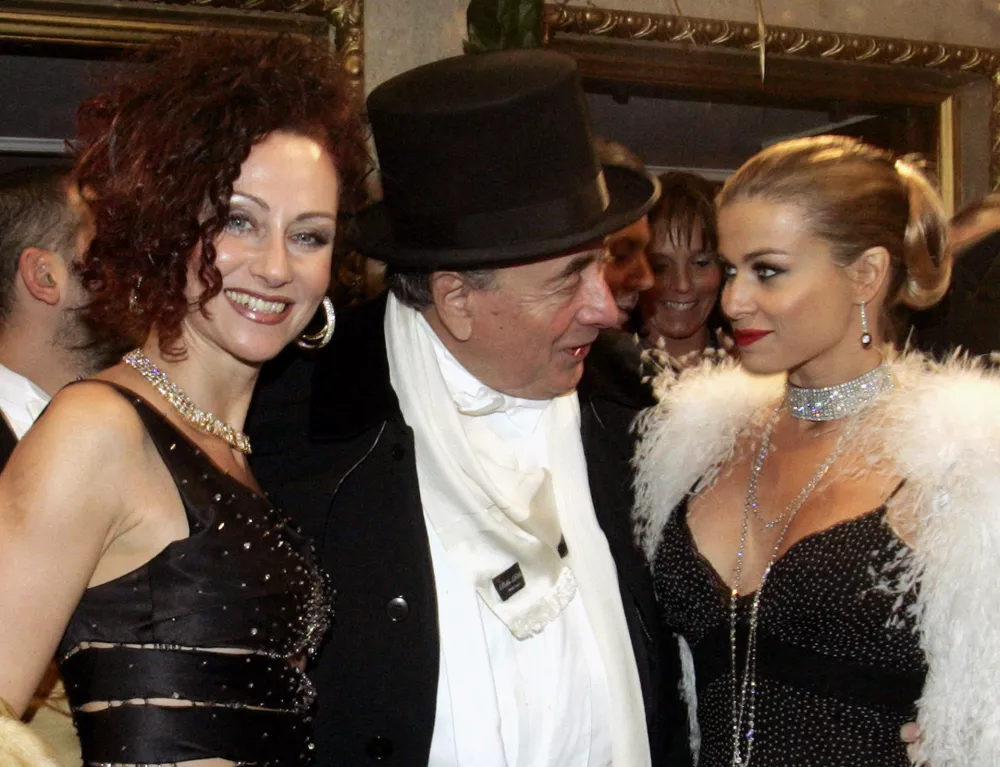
[559,361,587,392]
[610,308,631,329]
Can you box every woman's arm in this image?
[0,384,136,714]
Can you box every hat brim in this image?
[354,165,659,270]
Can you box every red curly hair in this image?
[74,33,369,356]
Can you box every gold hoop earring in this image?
[297,296,336,350]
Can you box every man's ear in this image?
[845,246,891,304]
[429,271,476,342]
[18,247,63,306]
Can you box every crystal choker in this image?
[785,362,894,421]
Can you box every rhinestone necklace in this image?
[123,348,252,455]
[745,407,849,530]
[785,362,894,421]
[730,406,857,766]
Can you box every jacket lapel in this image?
[310,293,400,440]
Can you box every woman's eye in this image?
[754,264,782,280]
[226,213,253,233]
[291,231,332,248]
[722,264,738,279]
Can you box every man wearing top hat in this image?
[249,49,687,766]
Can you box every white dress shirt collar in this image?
[0,362,51,438]
[418,312,550,434]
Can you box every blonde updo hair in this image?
[717,136,951,339]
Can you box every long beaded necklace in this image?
[123,348,252,455]
[729,363,894,766]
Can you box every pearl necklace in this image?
[122,348,252,455]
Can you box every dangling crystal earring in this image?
[297,296,336,350]
[860,301,873,348]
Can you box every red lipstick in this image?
[733,329,772,347]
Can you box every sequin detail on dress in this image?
[654,500,926,767]
[56,386,332,766]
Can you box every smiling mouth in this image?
[225,289,288,315]
[662,300,697,311]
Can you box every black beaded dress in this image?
[654,498,927,767]
[55,386,332,766]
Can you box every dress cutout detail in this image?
[56,385,332,766]
[654,499,926,767]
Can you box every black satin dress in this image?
[654,499,927,767]
[56,386,332,765]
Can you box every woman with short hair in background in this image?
[638,172,725,363]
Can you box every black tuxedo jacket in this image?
[248,295,688,766]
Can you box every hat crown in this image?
[368,51,602,236]
[361,50,658,268]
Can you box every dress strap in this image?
[886,478,907,503]
[60,379,188,459]
[60,379,243,533]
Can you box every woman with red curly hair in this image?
[0,33,366,765]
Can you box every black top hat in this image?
[357,49,659,269]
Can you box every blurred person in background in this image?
[0,164,128,766]
[911,193,1000,356]
[637,171,725,362]
[594,138,655,323]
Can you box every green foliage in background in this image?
[465,0,544,52]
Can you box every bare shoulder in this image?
[35,380,146,443]
[10,380,151,485]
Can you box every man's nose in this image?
[629,252,654,293]
[580,264,622,329]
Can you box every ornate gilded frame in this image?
[0,0,367,299]
[0,0,364,95]
[544,3,1000,206]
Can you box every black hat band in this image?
[391,172,611,251]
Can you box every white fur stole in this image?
[633,353,1000,766]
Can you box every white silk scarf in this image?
[385,295,651,765]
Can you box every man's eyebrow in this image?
[547,248,604,285]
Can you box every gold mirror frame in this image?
[0,0,364,97]
[0,0,366,300]
[544,3,1000,206]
